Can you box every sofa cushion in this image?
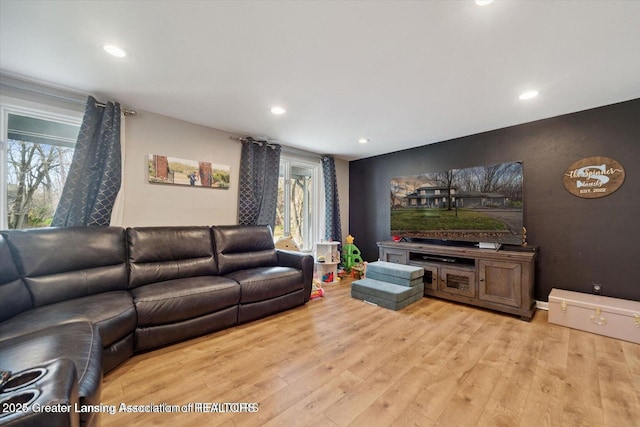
[2,226,128,307]
[238,290,306,324]
[225,266,303,303]
[127,226,218,287]
[0,234,32,322]
[131,276,240,326]
[0,291,136,348]
[134,307,238,352]
[212,225,278,275]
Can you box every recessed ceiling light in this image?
[519,90,539,100]
[103,44,126,58]
[475,0,494,6]
[358,138,369,144]
[270,106,286,115]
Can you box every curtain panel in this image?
[52,96,121,227]
[109,110,127,226]
[237,139,281,229]
[321,155,342,244]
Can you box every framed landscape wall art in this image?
[148,154,230,189]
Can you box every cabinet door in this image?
[439,267,475,297]
[422,264,439,291]
[478,259,522,307]
[409,262,438,292]
[380,248,407,264]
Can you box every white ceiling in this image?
[1,1,639,160]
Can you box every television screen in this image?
[390,161,524,245]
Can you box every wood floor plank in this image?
[263,370,363,427]
[230,369,319,427]
[98,279,640,427]
[621,340,640,377]
[537,322,570,372]
[389,406,435,427]
[476,325,540,426]
[436,362,503,426]
[324,350,419,426]
[347,366,433,426]
[518,364,566,427]
[408,368,462,422]
[558,330,605,427]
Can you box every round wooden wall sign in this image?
[562,156,625,198]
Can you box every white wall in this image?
[120,109,350,234]
[1,76,350,233]
[121,110,241,226]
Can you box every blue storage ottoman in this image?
[365,261,424,287]
[351,262,425,310]
[351,278,424,310]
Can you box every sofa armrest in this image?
[276,250,314,303]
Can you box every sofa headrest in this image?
[2,226,128,307]
[212,225,278,275]
[0,234,33,322]
[127,226,217,287]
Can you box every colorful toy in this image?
[322,271,334,283]
[310,287,325,299]
[350,262,367,279]
[310,280,325,299]
[342,235,363,271]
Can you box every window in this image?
[1,106,80,229]
[274,155,320,251]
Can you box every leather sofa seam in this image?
[134,285,238,303]
[77,323,96,385]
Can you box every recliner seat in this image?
[126,226,241,351]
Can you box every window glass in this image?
[274,156,319,251]
[2,111,80,229]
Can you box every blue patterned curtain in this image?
[322,155,342,243]
[52,96,121,226]
[238,138,281,228]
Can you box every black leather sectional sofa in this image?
[0,225,313,427]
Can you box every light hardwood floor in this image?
[100,279,640,426]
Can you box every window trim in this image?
[0,103,82,229]
[278,154,321,252]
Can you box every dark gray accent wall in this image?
[349,98,640,302]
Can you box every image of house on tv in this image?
[405,187,512,209]
[392,162,523,210]
[390,161,524,244]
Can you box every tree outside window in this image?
[3,112,79,229]
[274,157,318,251]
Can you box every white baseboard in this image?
[535,300,549,311]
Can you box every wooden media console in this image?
[377,241,537,320]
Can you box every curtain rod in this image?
[229,135,277,149]
[1,74,136,116]
[95,101,137,117]
[229,136,324,160]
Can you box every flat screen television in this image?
[390,161,524,246]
